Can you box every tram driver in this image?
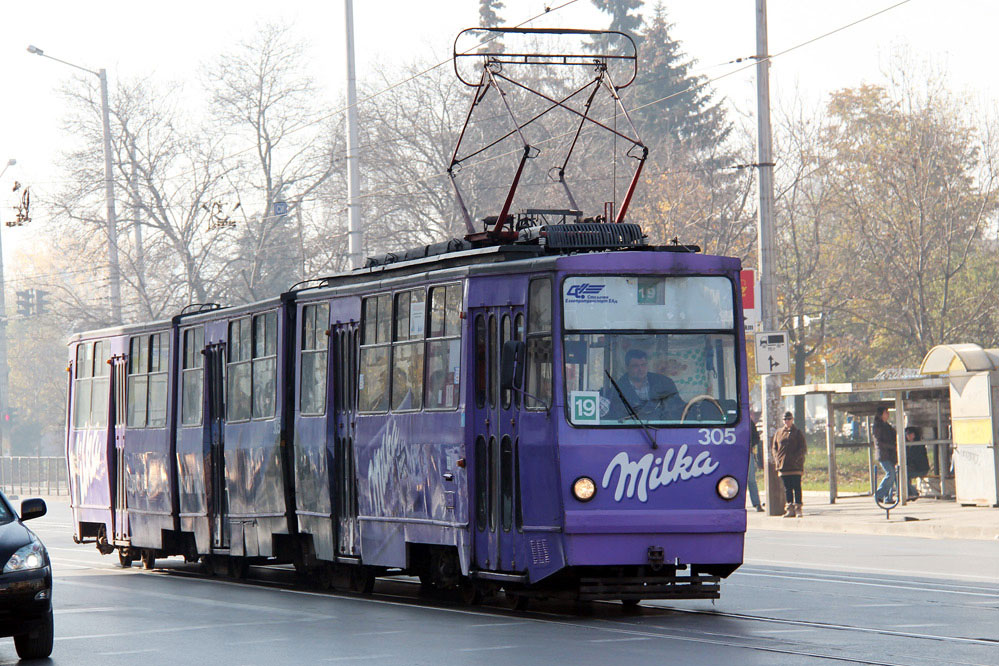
[606,348,684,422]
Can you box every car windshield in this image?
[562,276,739,427]
[0,493,13,525]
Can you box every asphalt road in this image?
[3,498,997,665]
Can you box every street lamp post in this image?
[27,45,122,324]
[0,159,13,463]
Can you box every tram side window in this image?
[426,284,461,410]
[359,294,391,412]
[252,312,277,419]
[227,318,252,421]
[392,289,425,411]
[91,340,111,428]
[73,343,93,428]
[126,332,168,428]
[300,303,329,416]
[181,327,204,426]
[526,278,553,410]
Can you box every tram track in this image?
[48,551,998,666]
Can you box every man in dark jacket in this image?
[772,411,807,517]
[873,406,898,502]
[608,349,684,421]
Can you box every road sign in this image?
[273,201,289,217]
[740,269,760,331]
[754,330,790,375]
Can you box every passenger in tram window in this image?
[427,369,446,409]
[772,411,807,517]
[873,406,897,503]
[607,348,683,421]
[904,426,930,500]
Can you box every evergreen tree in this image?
[479,0,504,27]
[630,4,730,150]
[591,0,643,38]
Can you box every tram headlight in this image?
[716,476,739,500]
[572,476,596,502]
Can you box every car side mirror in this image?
[20,498,46,521]
[500,340,526,391]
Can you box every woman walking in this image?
[772,411,807,517]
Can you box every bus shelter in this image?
[920,344,999,506]
[781,376,951,506]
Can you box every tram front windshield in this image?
[562,276,739,427]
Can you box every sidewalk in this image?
[748,491,999,541]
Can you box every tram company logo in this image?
[601,445,719,502]
[566,283,605,299]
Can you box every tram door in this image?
[205,344,230,550]
[331,323,360,557]
[111,355,129,543]
[471,307,524,572]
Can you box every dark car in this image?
[0,492,52,659]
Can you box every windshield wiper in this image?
[604,370,657,450]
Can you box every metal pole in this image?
[826,394,837,503]
[895,391,908,506]
[99,69,122,323]
[756,0,783,515]
[344,0,363,270]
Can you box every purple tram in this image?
[65,223,749,604]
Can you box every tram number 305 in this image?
[697,429,737,446]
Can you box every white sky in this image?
[1,0,997,263]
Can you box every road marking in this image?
[748,608,792,612]
[855,603,906,608]
[241,637,292,645]
[324,655,395,662]
[744,558,999,584]
[467,621,527,627]
[56,618,329,642]
[891,624,945,628]
[588,637,652,643]
[350,630,407,636]
[736,571,999,598]
[762,629,815,634]
[55,607,148,615]
[457,645,519,652]
[61,579,338,620]
[98,648,160,656]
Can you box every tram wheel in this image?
[229,557,248,579]
[458,580,483,605]
[118,548,134,568]
[141,549,156,570]
[348,567,375,594]
[506,591,529,611]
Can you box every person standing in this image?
[873,406,898,503]
[747,414,764,511]
[904,426,930,500]
[772,411,807,517]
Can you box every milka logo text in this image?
[601,445,719,502]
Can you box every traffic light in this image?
[15,290,32,317]
[2,407,16,425]
[34,290,48,315]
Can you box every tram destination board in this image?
[754,330,790,375]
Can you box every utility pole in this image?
[344,0,363,270]
[756,0,784,515]
[99,68,122,323]
[0,159,13,465]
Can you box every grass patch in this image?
[754,432,876,494]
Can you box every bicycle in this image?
[874,464,900,518]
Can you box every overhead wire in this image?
[342,0,917,204]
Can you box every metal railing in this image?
[0,457,69,496]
